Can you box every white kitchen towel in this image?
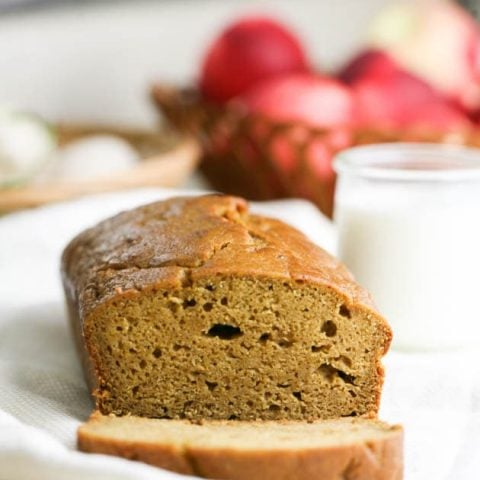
[0,187,478,480]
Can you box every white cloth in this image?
[0,188,478,480]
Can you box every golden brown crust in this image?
[78,432,196,476]
[78,413,403,480]
[62,194,386,325]
[189,440,403,480]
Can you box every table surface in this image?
[0,187,479,480]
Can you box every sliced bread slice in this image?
[78,412,403,480]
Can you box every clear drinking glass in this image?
[333,143,480,350]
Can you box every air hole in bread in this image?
[206,324,243,340]
[311,344,331,353]
[293,391,302,401]
[321,320,337,337]
[132,385,139,395]
[337,370,356,385]
[173,344,190,351]
[139,359,147,369]
[318,364,356,386]
[318,364,337,382]
[183,299,197,308]
[339,304,351,318]
[203,302,213,312]
[259,333,271,342]
[152,347,162,358]
[220,297,228,306]
[269,404,281,412]
[205,381,218,391]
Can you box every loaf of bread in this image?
[78,412,403,480]
[62,195,392,421]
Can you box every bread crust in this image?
[78,413,403,480]
[61,195,385,322]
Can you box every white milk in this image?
[334,145,480,350]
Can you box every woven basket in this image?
[152,84,480,217]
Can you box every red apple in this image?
[368,1,480,109]
[340,49,471,132]
[240,73,356,198]
[339,49,398,84]
[199,16,310,103]
[242,73,358,128]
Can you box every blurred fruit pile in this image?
[153,1,480,217]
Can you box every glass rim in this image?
[333,143,480,181]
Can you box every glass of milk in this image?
[333,143,480,350]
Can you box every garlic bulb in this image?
[0,110,57,186]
